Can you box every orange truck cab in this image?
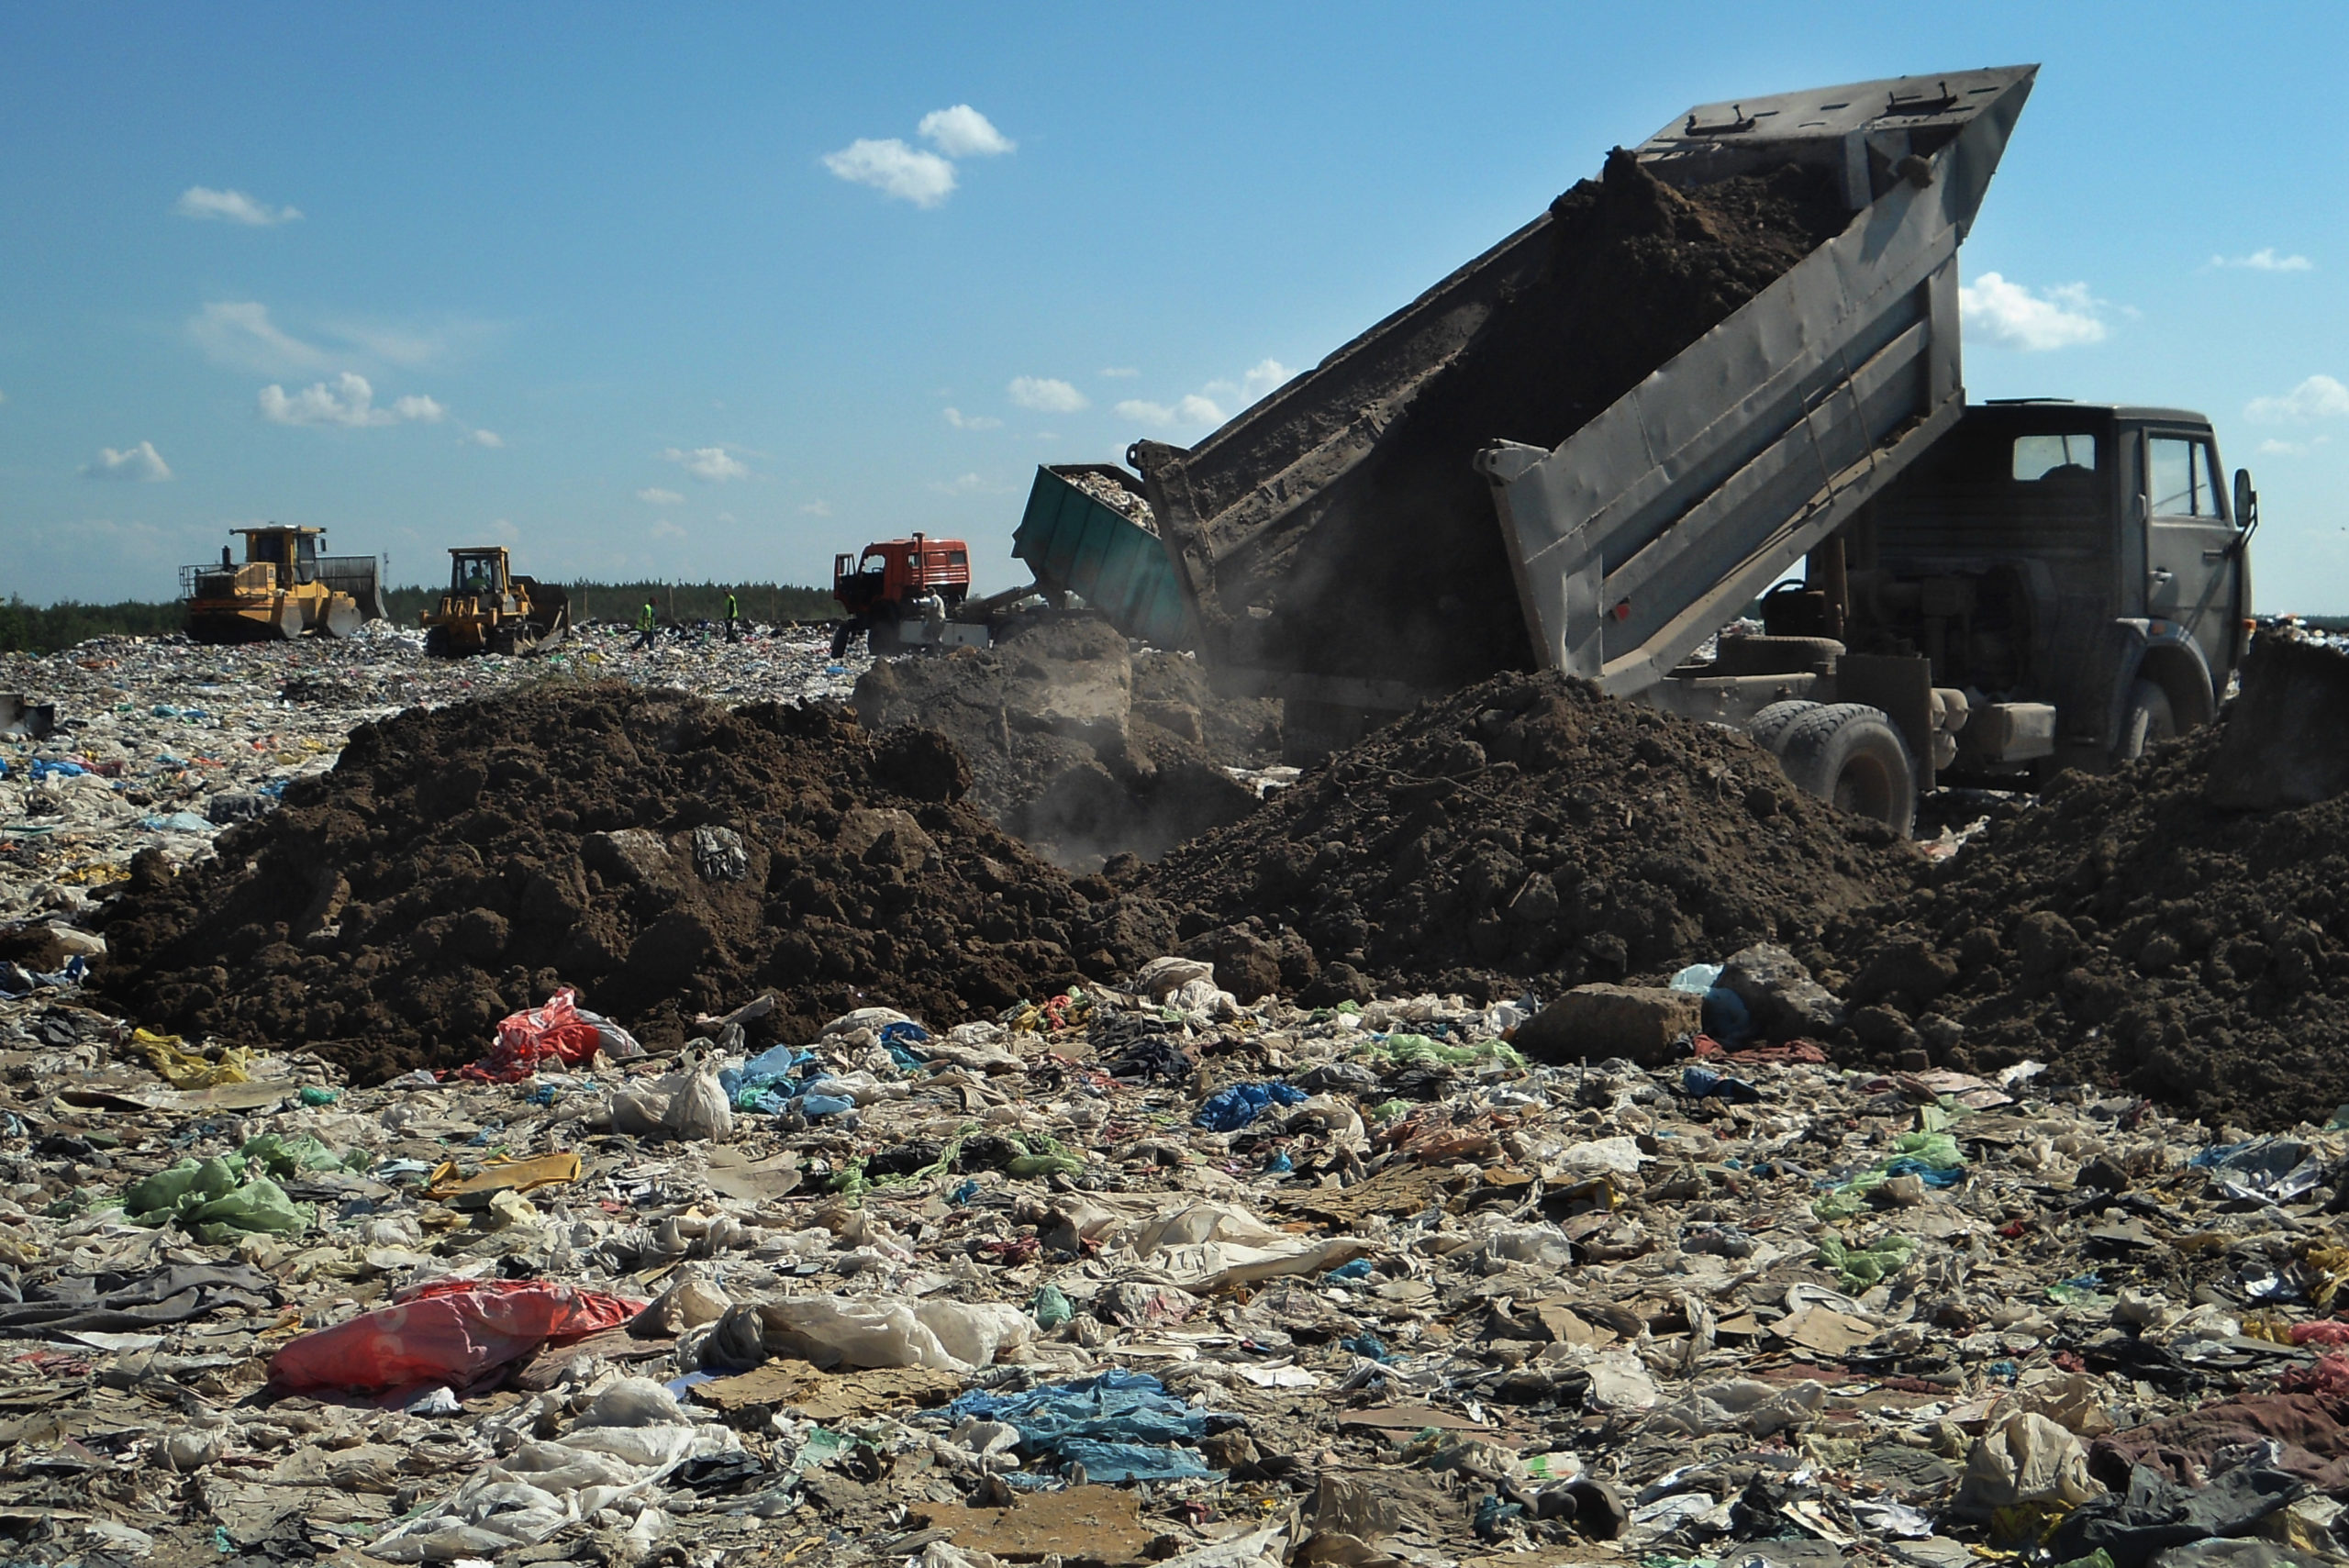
[830,532,985,655]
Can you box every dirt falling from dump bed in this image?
[1823,723,2349,1133]
[1136,671,1917,1005]
[1225,151,1853,692]
[93,685,1176,1083]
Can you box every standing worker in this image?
[724,589,740,644]
[633,597,657,652]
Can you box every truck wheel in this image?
[1776,702,1916,838]
[1714,635,1843,677]
[1747,700,1820,756]
[2115,678,2176,763]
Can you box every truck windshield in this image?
[2011,433,2098,481]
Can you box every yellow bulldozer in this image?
[421,546,571,657]
[181,526,385,644]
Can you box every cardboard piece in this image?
[692,1357,963,1418]
[913,1485,1152,1565]
[1338,1404,1491,1432]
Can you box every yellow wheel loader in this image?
[181,526,384,644]
[421,547,571,657]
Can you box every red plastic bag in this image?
[268,1276,644,1392]
[2281,1351,2349,1396]
[2293,1322,2349,1348]
[454,987,606,1084]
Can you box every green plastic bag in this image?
[125,1153,315,1240]
[185,1175,313,1245]
[1032,1284,1073,1329]
[1817,1233,1917,1289]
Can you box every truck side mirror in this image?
[2233,467,2258,532]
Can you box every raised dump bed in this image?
[1130,67,2035,725]
[1011,464,1192,649]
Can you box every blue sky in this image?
[6,3,2346,608]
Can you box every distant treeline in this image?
[0,582,840,656]
[0,595,186,654]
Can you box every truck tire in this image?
[1776,702,1916,838]
[2115,678,2176,764]
[1714,635,1843,678]
[1747,700,1820,756]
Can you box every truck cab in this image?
[1842,401,2254,778]
[831,533,979,655]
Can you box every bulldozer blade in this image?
[0,695,56,741]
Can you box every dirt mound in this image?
[93,685,1168,1083]
[1188,150,1852,694]
[853,617,1277,871]
[1139,671,1917,1003]
[1824,687,2349,1132]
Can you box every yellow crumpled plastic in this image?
[137,1029,252,1089]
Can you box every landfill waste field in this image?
[0,622,2347,1568]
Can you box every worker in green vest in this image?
[724,590,740,643]
[633,598,657,651]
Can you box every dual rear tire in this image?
[1748,700,1917,839]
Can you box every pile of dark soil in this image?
[853,617,1278,871]
[1138,671,1916,1003]
[1173,150,1851,694]
[1823,723,2349,1132]
[94,685,1173,1083]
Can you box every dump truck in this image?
[421,547,571,657]
[831,533,989,656]
[181,526,386,644]
[1127,65,2255,834]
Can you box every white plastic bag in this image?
[666,1059,733,1143]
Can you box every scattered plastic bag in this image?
[454,987,606,1084]
[268,1278,645,1393]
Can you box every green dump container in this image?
[1011,464,1192,649]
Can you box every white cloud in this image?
[1959,272,2109,350]
[800,500,833,517]
[2213,248,2313,272]
[1113,359,1293,433]
[1100,367,1140,378]
[323,318,495,369]
[464,428,504,448]
[174,185,301,226]
[662,445,750,481]
[489,517,519,543]
[651,519,686,539]
[1008,376,1087,413]
[918,105,1015,159]
[1205,358,1294,406]
[2246,374,2349,424]
[823,139,957,207]
[257,371,443,428]
[2256,437,2332,457]
[636,486,685,506]
[190,300,330,373]
[943,406,1002,430]
[928,472,1013,495]
[81,440,173,482]
[1118,394,1228,429]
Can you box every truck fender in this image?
[2105,619,2216,746]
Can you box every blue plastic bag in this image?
[1195,1082,1307,1132]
